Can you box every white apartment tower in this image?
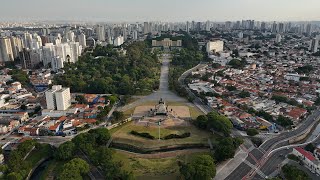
[67,31,75,42]
[78,33,86,48]
[45,85,71,110]
[275,34,282,43]
[0,37,14,62]
[311,38,319,53]
[206,40,224,54]
[96,25,106,41]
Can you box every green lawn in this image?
[111,121,218,149]
[113,150,211,179]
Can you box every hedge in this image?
[163,132,191,140]
[130,131,155,139]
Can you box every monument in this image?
[151,98,169,116]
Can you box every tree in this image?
[55,141,76,160]
[282,164,310,180]
[256,110,274,122]
[226,85,237,92]
[180,155,216,180]
[88,128,111,145]
[212,63,221,68]
[108,95,118,105]
[276,115,293,127]
[112,111,124,122]
[195,115,208,129]
[228,59,247,69]
[20,104,27,110]
[305,143,315,153]
[246,128,259,136]
[58,158,90,180]
[239,91,250,98]
[75,95,88,104]
[54,42,160,95]
[214,137,243,162]
[207,112,233,136]
[7,172,23,180]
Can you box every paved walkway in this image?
[118,54,187,112]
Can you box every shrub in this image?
[246,128,259,136]
[163,132,191,140]
[130,131,155,139]
[287,154,300,162]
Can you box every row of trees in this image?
[194,112,243,163]
[179,154,216,180]
[54,128,133,179]
[8,69,30,85]
[228,59,248,69]
[54,42,160,95]
[168,33,206,99]
[195,111,233,136]
[282,164,310,180]
[2,140,46,179]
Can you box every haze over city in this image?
[1,0,320,22]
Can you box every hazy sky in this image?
[1,0,319,22]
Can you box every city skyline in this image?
[1,0,320,22]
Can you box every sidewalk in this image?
[214,148,248,180]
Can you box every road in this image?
[177,62,213,114]
[226,109,320,179]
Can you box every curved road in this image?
[226,109,320,180]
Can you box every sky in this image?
[0,0,320,22]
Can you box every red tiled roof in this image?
[82,119,97,124]
[58,116,67,121]
[287,108,307,120]
[295,147,316,161]
[49,124,60,131]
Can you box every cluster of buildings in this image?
[152,38,182,50]
[188,28,320,131]
[0,69,37,134]
[14,85,109,136]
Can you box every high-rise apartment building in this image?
[19,48,42,69]
[206,40,224,54]
[306,24,312,37]
[311,38,319,53]
[42,43,55,67]
[275,34,282,43]
[10,36,23,59]
[45,85,71,111]
[143,22,149,34]
[0,37,14,63]
[186,21,190,33]
[67,31,75,42]
[96,25,106,41]
[78,33,86,48]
